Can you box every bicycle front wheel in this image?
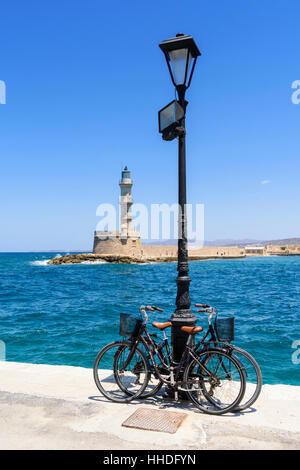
[93,341,150,403]
[228,346,262,411]
[183,348,246,415]
[114,343,164,399]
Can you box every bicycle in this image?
[93,305,246,415]
[193,303,262,412]
[111,304,262,412]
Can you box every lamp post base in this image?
[170,310,197,363]
[170,273,197,362]
[165,309,196,401]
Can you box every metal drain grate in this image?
[122,408,187,434]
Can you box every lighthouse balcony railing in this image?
[119,179,133,184]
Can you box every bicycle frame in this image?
[120,321,222,389]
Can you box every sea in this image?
[0,253,299,385]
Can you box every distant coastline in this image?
[2,237,299,254]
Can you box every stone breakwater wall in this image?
[189,246,245,258]
[48,246,246,265]
[266,244,300,256]
[142,245,245,260]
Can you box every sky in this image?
[0,0,299,251]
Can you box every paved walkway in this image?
[0,361,299,450]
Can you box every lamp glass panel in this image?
[159,103,175,132]
[168,48,192,85]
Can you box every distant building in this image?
[245,246,266,256]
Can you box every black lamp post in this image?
[159,33,201,362]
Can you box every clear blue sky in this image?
[1,0,299,251]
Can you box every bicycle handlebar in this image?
[139,305,164,324]
[144,305,163,312]
[140,302,216,327]
[151,306,164,312]
[145,306,155,312]
[195,303,217,325]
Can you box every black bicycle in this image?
[121,303,262,412]
[94,305,246,415]
[193,303,262,412]
[120,303,262,412]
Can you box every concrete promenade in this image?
[0,361,299,450]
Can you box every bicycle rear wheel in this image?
[183,348,246,415]
[93,341,150,403]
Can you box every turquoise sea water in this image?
[0,253,299,385]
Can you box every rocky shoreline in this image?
[48,253,147,265]
[47,252,246,265]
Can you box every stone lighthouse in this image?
[119,167,134,239]
[93,167,142,256]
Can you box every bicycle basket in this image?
[119,313,143,338]
[215,317,235,342]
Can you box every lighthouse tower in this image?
[119,166,134,238]
[93,167,141,256]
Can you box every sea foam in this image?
[30,259,51,266]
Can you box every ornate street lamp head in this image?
[159,33,201,99]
